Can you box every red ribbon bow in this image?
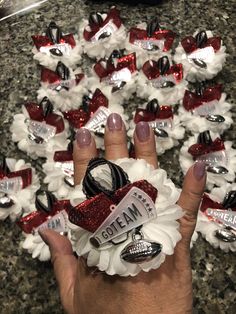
[69,180,157,233]
[17,199,72,234]
[183,85,222,111]
[129,28,175,51]
[134,105,173,124]
[94,53,137,80]
[0,167,32,189]
[41,67,84,85]
[25,102,65,134]
[188,137,225,158]
[32,33,76,51]
[142,61,183,82]
[63,89,108,129]
[181,35,221,54]
[83,7,122,42]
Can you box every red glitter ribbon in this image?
[0,168,32,189]
[41,67,84,85]
[188,138,225,158]
[142,61,183,82]
[54,150,73,162]
[17,199,72,234]
[183,85,222,111]
[83,7,122,41]
[129,28,175,51]
[181,35,221,54]
[69,180,157,233]
[63,89,108,129]
[94,53,137,80]
[25,102,65,134]
[134,105,173,124]
[32,33,76,50]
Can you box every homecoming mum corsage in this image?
[0,156,39,221]
[17,190,73,261]
[11,97,69,159]
[32,21,82,69]
[69,157,183,277]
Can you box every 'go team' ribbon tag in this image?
[90,187,157,248]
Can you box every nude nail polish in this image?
[76,128,91,147]
[135,121,150,142]
[107,113,122,131]
[193,161,206,180]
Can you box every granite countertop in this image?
[0,0,235,313]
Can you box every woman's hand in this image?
[40,113,206,314]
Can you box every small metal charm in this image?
[50,48,63,57]
[207,165,228,175]
[215,228,236,242]
[153,127,169,138]
[206,114,225,123]
[0,194,14,208]
[120,229,162,264]
[192,58,207,68]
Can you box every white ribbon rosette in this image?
[69,157,183,277]
[174,30,226,82]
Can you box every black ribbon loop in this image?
[46,21,63,44]
[157,56,170,75]
[146,98,160,114]
[35,189,57,214]
[195,30,208,48]
[56,62,70,80]
[89,12,103,27]
[146,17,160,38]
[222,191,236,209]
[197,130,213,145]
[82,157,130,198]
[39,97,54,117]
[0,155,10,175]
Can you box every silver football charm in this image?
[215,228,236,242]
[120,230,162,264]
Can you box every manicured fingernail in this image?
[193,161,206,181]
[76,128,91,147]
[38,229,49,244]
[135,121,150,142]
[107,113,122,131]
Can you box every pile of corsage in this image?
[69,157,183,277]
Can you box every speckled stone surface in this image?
[0,0,235,313]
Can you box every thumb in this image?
[177,161,206,249]
[39,229,77,314]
